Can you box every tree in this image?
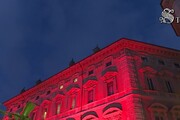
[0,102,35,120]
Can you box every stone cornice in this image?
[4,38,180,106]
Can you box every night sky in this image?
[0,0,179,111]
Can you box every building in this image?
[161,0,180,36]
[3,38,180,120]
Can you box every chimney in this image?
[36,79,42,85]
[69,58,75,67]
[93,45,100,53]
[20,87,26,93]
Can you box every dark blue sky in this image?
[0,0,179,111]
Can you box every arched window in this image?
[31,111,36,120]
[139,66,157,90]
[53,93,65,115]
[158,70,174,93]
[30,106,39,120]
[148,103,168,120]
[81,111,99,120]
[66,84,80,110]
[103,103,122,120]
[103,76,117,97]
[71,96,76,109]
[83,75,98,104]
[42,107,48,119]
[56,101,61,115]
[171,105,180,120]
[40,100,51,119]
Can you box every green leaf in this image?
[22,102,35,117]
[14,115,19,120]
[0,109,6,115]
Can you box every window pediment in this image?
[158,69,173,78]
[139,66,157,74]
[103,103,122,120]
[171,105,180,111]
[53,92,65,101]
[103,108,122,119]
[101,66,118,78]
[41,100,50,107]
[66,84,80,94]
[103,103,122,113]
[148,103,168,112]
[81,111,99,120]
[83,76,97,88]
[66,118,75,120]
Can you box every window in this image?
[60,85,63,90]
[106,61,112,67]
[158,60,165,65]
[43,108,48,119]
[73,78,78,83]
[141,56,148,62]
[31,112,36,120]
[107,81,114,96]
[147,78,154,90]
[56,102,61,114]
[35,96,39,100]
[171,106,180,120]
[155,115,164,120]
[174,113,180,120]
[174,63,180,68]
[88,90,93,103]
[165,81,173,93]
[46,91,51,95]
[71,97,76,109]
[149,103,167,120]
[154,112,165,120]
[88,70,94,75]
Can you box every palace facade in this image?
[3,38,180,120]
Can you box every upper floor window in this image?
[31,112,36,120]
[88,70,94,75]
[158,60,165,65]
[141,56,148,62]
[43,108,48,119]
[165,81,173,93]
[18,105,20,109]
[149,103,167,120]
[56,102,61,115]
[88,90,93,103]
[73,78,78,83]
[71,96,76,109]
[106,61,112,67]
[35,96,39,100]
[147,78,154,90]
[174,63,180,68]
[46,91,51,95]
[60,85,63,90]
[107,81,114,96]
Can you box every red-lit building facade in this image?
[3,38,180,120]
